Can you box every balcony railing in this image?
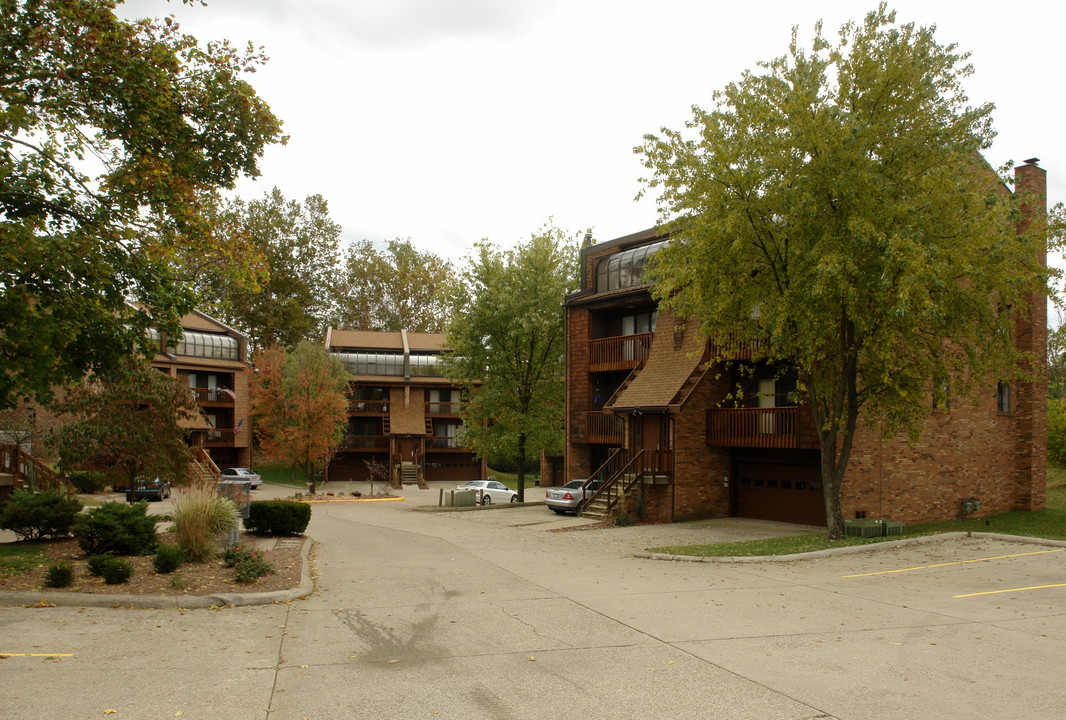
[427,402,461,415]
[588,332,653,372]
[706,406,818,449]
[340,435,389,450]
[349,399,389,414]
[205,428,237,447]
[427,436,463,450]
[190,388,235,405]
[585,411,623,444]
[707,335,769,361]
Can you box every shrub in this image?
[66,471,106,494]
[153,544,185,574]
[86,554,133,584]
[244,500,311,536]
[85,554,110,576]
[72,501,159,556]
[100,558,133,584]
[233,556,274,584]
[171,486,239,562]
[0,490,83,540]
[44,561,74,588]
[221,542,256,567]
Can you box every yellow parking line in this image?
[956,583,1066,598]
[842,548,1064,578]
[0,653,74,657]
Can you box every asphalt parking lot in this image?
[1,483,1064,719]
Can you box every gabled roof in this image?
[608,313,706,411]
[325,328,448,353]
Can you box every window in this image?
[175,331,240,361]
[594,240,669,292]
[997,382,1012,413]
[933,378,950,411]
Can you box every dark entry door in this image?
[400,438,418,463]
[734,462,826,525]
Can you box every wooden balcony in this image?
[427,402,461,415]
[349,400,389,414]
[427,437,465,450]
[707,335,769,361]
[340,435,389,450]
[586,411,623,444]
[588,332,653,372]
[706,406,819,449]
[190,387,235,405]
[204,428,237,447]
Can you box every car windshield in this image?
[563,480,585,489]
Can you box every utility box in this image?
[845,518,903,537]
[217,479,252,519]
[444,489,476,507]
[844,519,883,538]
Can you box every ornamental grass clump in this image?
[171,486,239,562]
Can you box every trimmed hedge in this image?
[73,501,159,556]
[244,500,311,536]
[66,471,107,494]
[0,490,83,540]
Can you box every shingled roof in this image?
[608,312,706,411]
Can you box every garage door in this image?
[735,462,826,526]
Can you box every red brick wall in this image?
[566,305,593,481]
[668,366,732,522]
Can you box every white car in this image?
[220,467,263,489]
[457,480,518,505]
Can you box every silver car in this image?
[220,467,263,489]
[457,480,518,505]
[545,479,596,514]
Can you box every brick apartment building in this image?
[561,160,1048,526]
[150,310,253,471]
[323,328,486,485]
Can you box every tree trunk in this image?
[819,438,845,540]
[516,433,527,502]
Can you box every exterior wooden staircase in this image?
[579,448,673,521]
[189,447,221,488]
[0,444,73,499]
[399,461,419,486]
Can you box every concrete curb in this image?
[414,500,545,513]
[635,531,1066,563]
[0,536,315,610]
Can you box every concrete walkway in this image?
[1,482,1065,719]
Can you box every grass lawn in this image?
[486,469,541,492]
[254,462,315,489]
[648,466,1066,557]
[0,544,48,576]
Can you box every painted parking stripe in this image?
[842,548,1064,578]
[0,653,74,657]
[956,583,1066,598]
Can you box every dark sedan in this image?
[125,476,172,502]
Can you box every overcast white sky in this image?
[120,0,1065,264]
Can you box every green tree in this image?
[0,0,284,409]
[335,238,452,333]
[250,341,349,493]
[53,360,200,493]
[442,224,578,501]
[637,6,1058,539]
[196,189,341,349]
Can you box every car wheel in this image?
[510,495,518,503]
[482,494,492,505]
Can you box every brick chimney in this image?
[1012,157,1048,511]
